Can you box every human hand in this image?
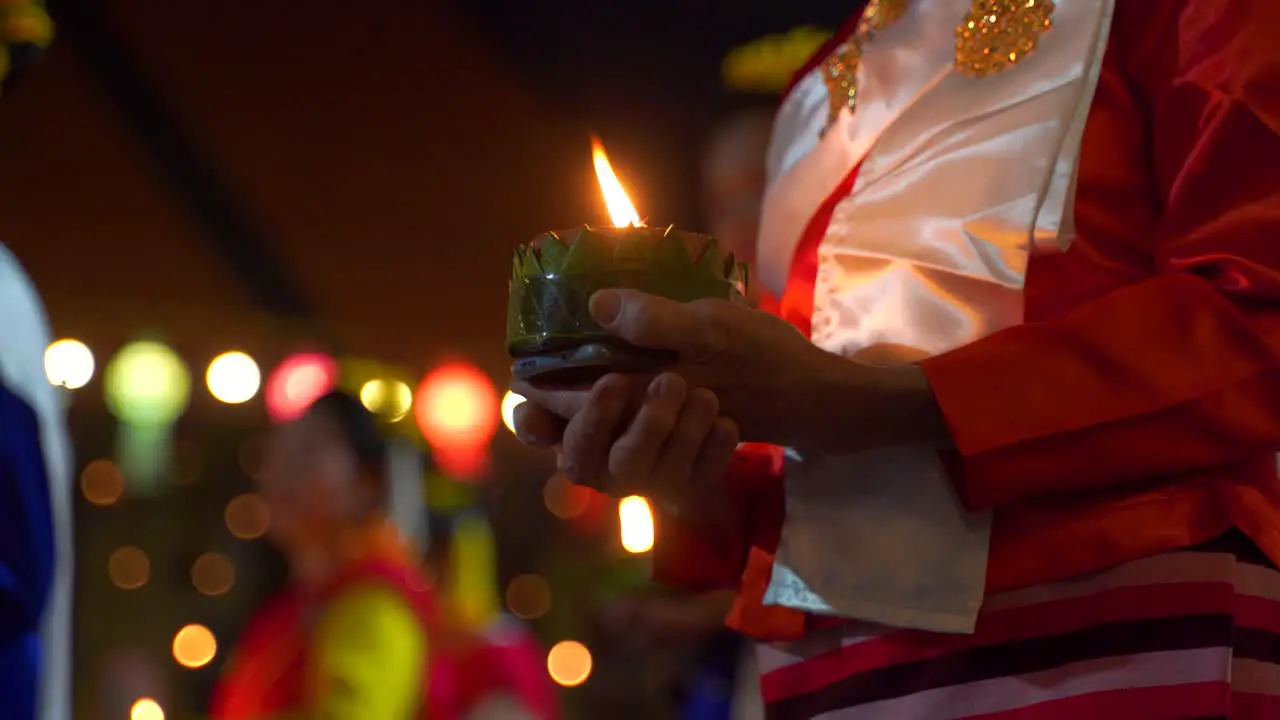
[513,287,860,445]
[513,371,741,509]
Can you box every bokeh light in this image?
[205,351,261,404]
[191,552,235,596]
[81,459,125,506]
[547,640,593,687]
[103,341,191,425]
[504,573,552,620]
[130,698,164,720]
[500,390,525,435]
[619,496,655,554]
[172,624,217,669]
[359,378,413,422]
[264,352,338,423]
[44,338,94,389]
[225,493,270,540]
[414,362,499,452]
[108,547,150,590]
[543,474,592,520]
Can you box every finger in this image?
[651,388,719,489]
[680,418,742,535]
[608,373,687,489]
[690,417,740,487]
[559,374,631,489]
[513,380,591,421]
[512,401,566,447]
[590,289,724,361]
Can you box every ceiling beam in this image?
[50,0,320,324]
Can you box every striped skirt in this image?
[758,531,1280,719]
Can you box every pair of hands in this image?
[510,288,878,503]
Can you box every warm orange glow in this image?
[414,362,499,456]
[130,698,164,720]
[619,495,655,554]
[108,546,150,590]
[591,137,643,228]
[505,573,552,620]
[547,640,593,687]
[81,459,125,506]
[191,552,236,596]
[225,493,271,540]
[172,624,217,669]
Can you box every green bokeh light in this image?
[103,340,191,425]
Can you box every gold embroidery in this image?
[954,0,1056,78]
[821,0,908,131]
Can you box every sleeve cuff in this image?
[651,444,786,591]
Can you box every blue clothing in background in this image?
[0,383,54,720]
[681,631,742,720]
[0,243,72,720]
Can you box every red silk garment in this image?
[653,0,1280,642]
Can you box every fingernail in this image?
[597,375,627,403]
[648,374,683,401]
[590,290,622,326]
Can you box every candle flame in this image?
[591,137,643,228]
[619,495,655,554]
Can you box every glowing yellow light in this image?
[172,624,217,669]
[501,391,525,435]
[103,340,191,425]
[359,378,413,422]
[547,640,593,687]
[619,495,655,554]
[44,338,95,389]
[205,351,261,404]
[130,698,164,720]
[591,137,643,227]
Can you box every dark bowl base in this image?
[511,341,676,389]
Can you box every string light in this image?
[206,351,261,404]
[44,338,94,389]
[547,640,593,687]
[172,624,217,669]
[130,698,164,720]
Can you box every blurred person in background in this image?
[211,390,449,719]
[597,29,830,720]
[423,509,559,719]
[0,7,70,717]
[0,246,72,720]
[0,5,72,719]
[211,389,554,719]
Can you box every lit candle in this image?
[506,139,748,389]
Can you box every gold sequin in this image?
[821,0,909,131]
[954,0,1056,78]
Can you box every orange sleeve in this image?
[919,0,1280,511]
[651,444,785,592]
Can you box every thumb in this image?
[590,289,721,361]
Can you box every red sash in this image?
[726,162,864,640]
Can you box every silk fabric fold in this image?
[758,0,1116,632]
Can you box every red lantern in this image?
[414,362,499,471]
[265,353,338,422]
